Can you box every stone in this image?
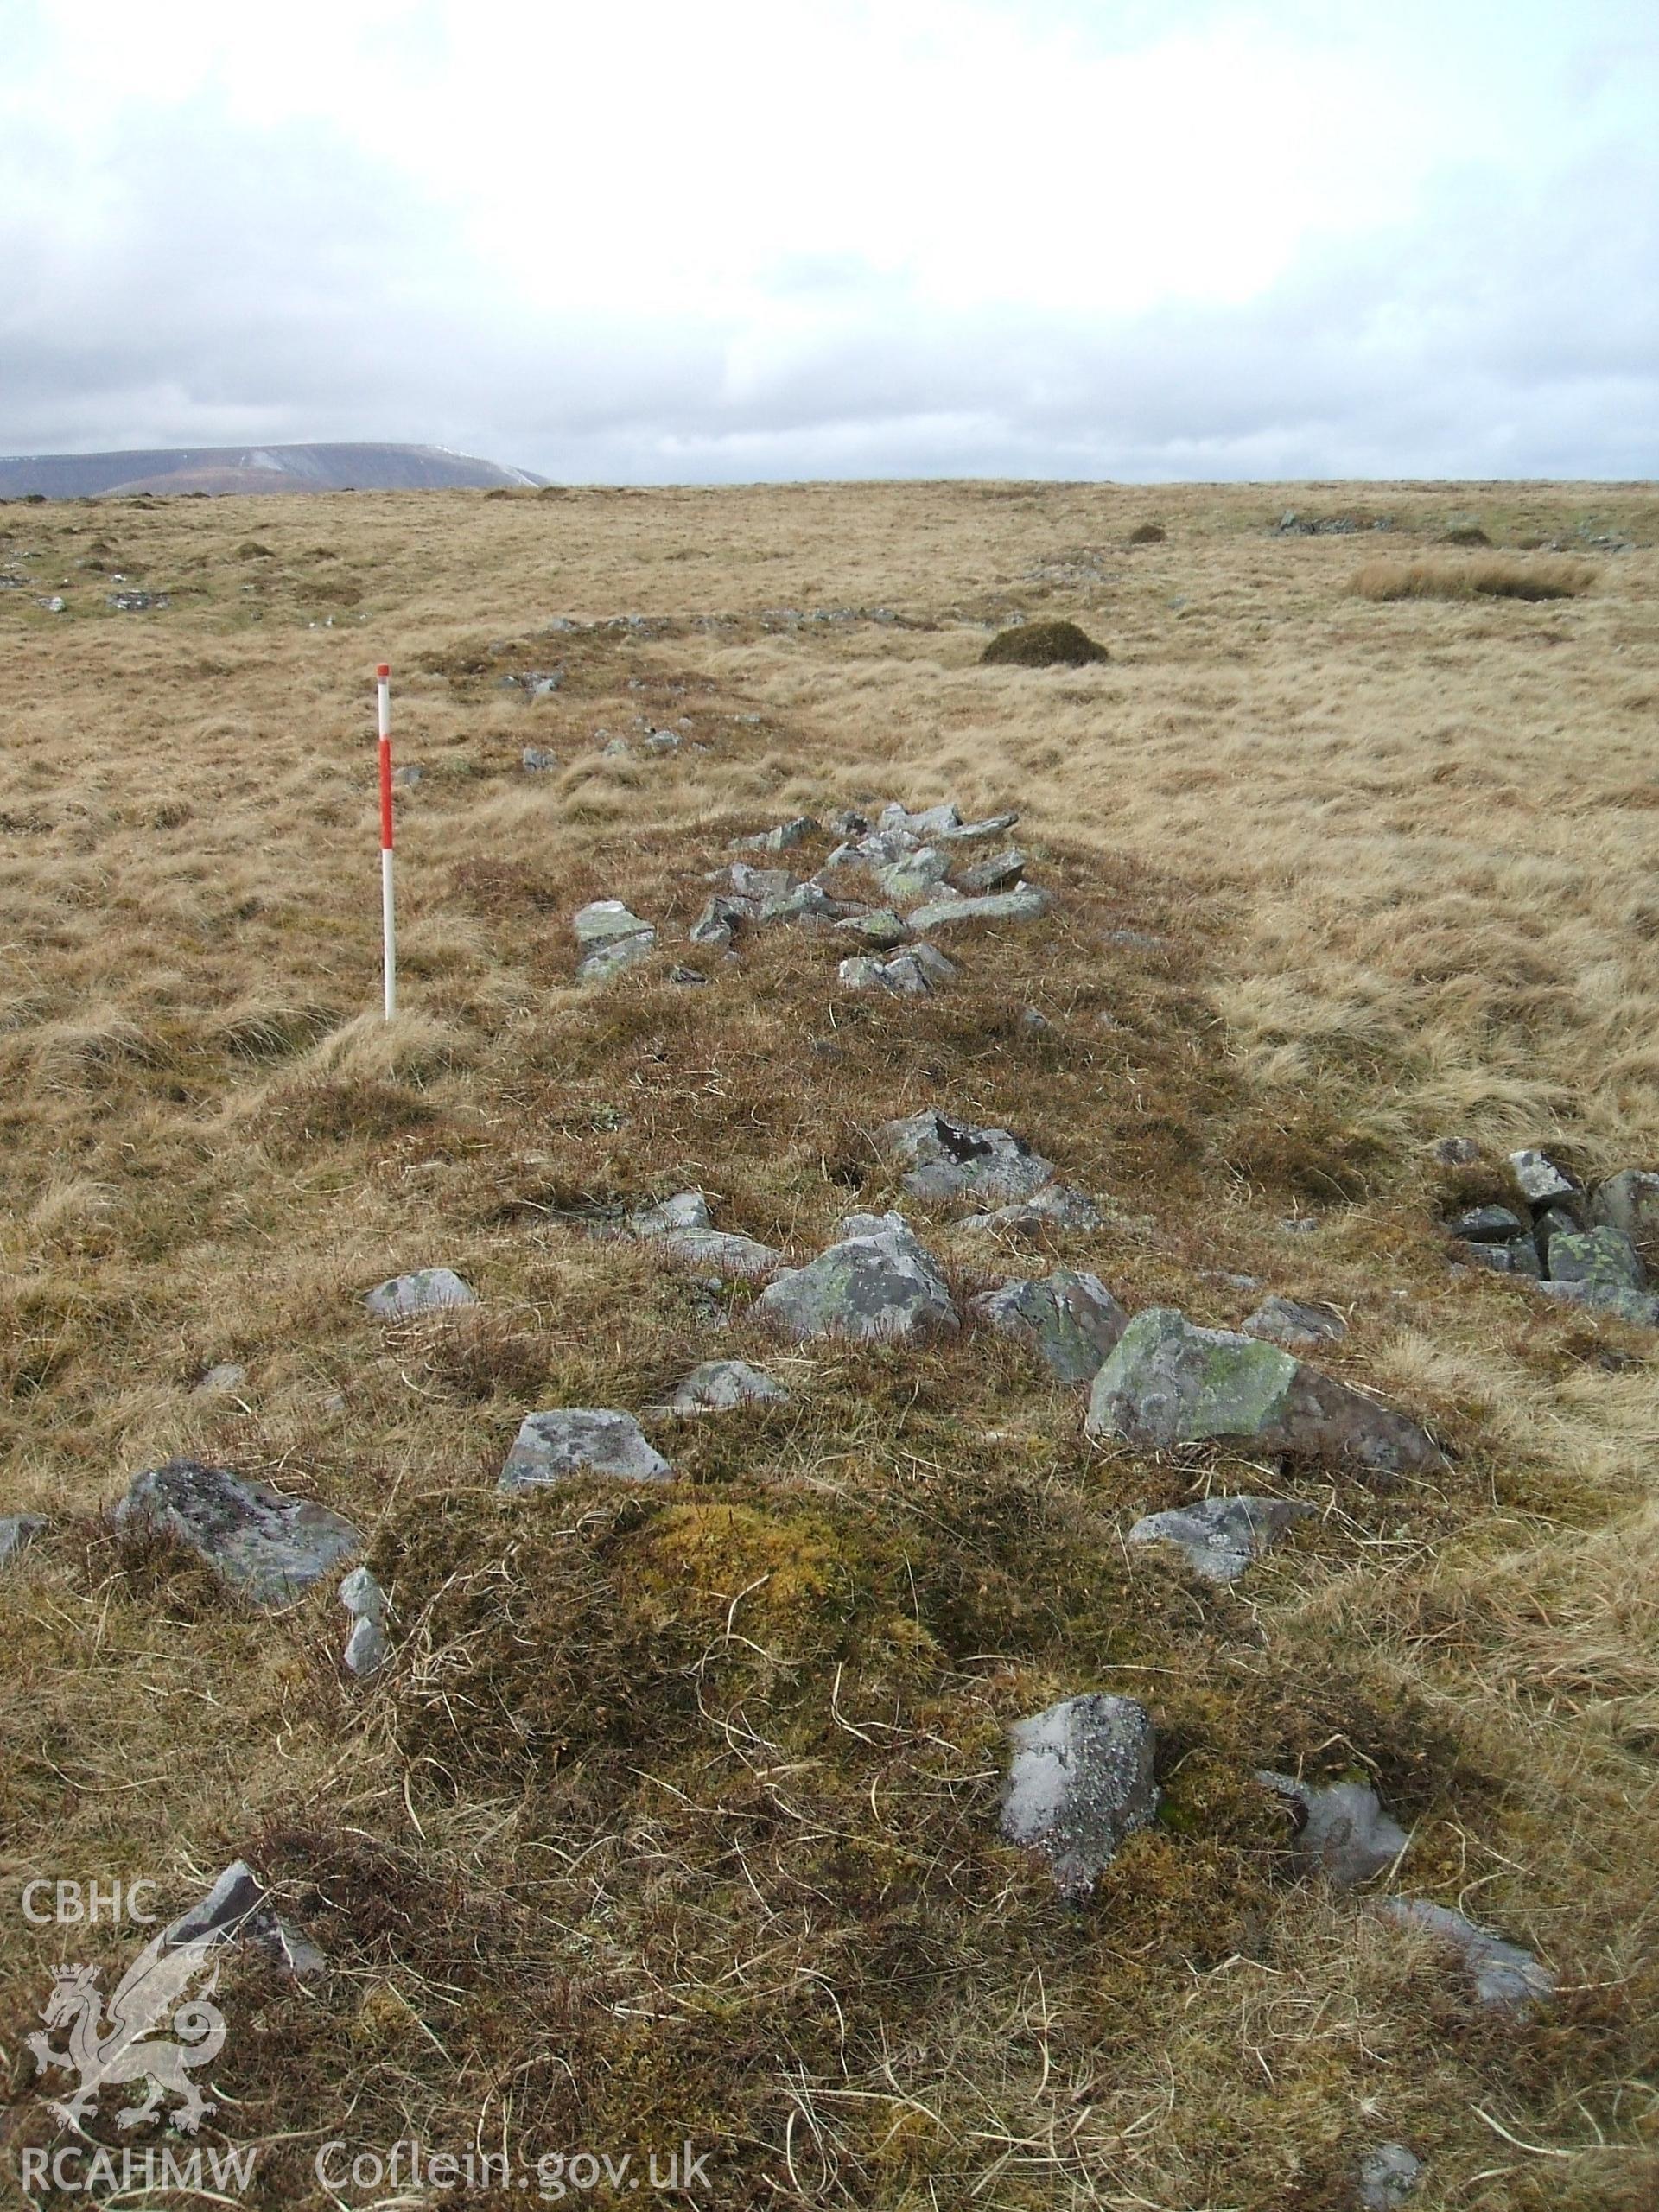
[340,1565,387,1623]
[668,965,708,986]
[1257,1772,1409,1886]
[1547,1225,1647,1294]
[1378,1898,1555,2012]
[365,1268,477,1319]
[1534,1203,1584,1259]
[880,800,961,839]
[759,881,851,925]
[903,943,957,984]
[1127,1496,1313,1585]
[877,847,950,901]
[1534,1278,1659,1326]
[971,1269,1128,1383]
[1085,1308,1444,1484]
[956,847,1027,894]
[937,810,1020,842]
[391,764,423,788]
[1280,1215,1320,1235]
[1020,1007,1050,1033]
[827,809,870,839]
[836,909,912,951]
[839,946,954,996]
[343,1615,388,1678]
[113,1459,363,1607]
[632,1191,713,1235]
[108,590,169,611]
[880,1109,1057,1208]
[1448,1205,1527,1243]
[45,594,65,613]
[690,895,747,949]
[1242,1296,1347,1352]
[1431,1136,1479,1166]
[1590,1168,1659,1249]
[959,1184,1103,1233]
[1509,1148,1577,1204]
[521,747,557,771]
[999,1693,1159,1899]
[0,1514,47,1566]
[573,899,653,948]
[1358,2145,1423,2211]
[906,886,1052,931]
[499,1410,672,1493]
[729,863,795,904]
[646,1228,783,1281]
[576,931,654,984]
[1456,1239,1541,1278]
[737,816,819,852]
[643,728,682,753]
[167,1859,327,1980]
[752,1211,957,1342]
[668,1359,789,1414]
[194,1362,248,1397]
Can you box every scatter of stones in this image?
[21,801,1659,2202]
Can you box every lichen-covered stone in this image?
[668,1359,789,1414]
[114,1459,363,1607]
[1000,1693,1158,1898]
[752,1212,957,1342]
[971,1269,1128,1382]
[365,1268,477,1319]
[1085,1308,1444,1483]
[499,1409,672,1493]
[876,847,949,902]
[573,899,653,948]
[1508,1147,1577,1203]
[836,909,912,951]
[906,885,1052,931]
[647,1228,783,1281]
[1590,1167,1659,1249]
[1257,1772,1409,1885]
[1547,1225,1647,1294]
[880,1109,1056,1208]
[1127,1495,1312,1584]
[576,930,655,984]
[1456,1239,1541,1278]
[1379,1898,1555,2012]
[1358,2145,1423,2211]
[1242,1295,1346,1352]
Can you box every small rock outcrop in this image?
[1000,1692,1158,1898]
[1127,1496,1312,1585]
[1085,1309,1444,1483]
[1257,1772,1409,1886]
[1379,1897,1555,2012]
[880,1109,1056,1209]
[499,1410,672,1493]
[629,1191,782,1279]
[113,1459,363,1607]
[668,1360,789,1414]
[365,1268,477,1319]
[971,1269,1128,1383]
[752,1212,957,1342]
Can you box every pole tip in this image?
[376,662,391,679]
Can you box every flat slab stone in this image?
[1547,1225,1647,1294]
[573,899,653,948]
[168,1859,325,1980]
[959,1184,1103,1233]
[668,1359,789,1414]
[1086,1308,1444,1484]
[365,1268,478,1319]
[113,1459,363,1607]
[1447,1205,1526,1244]
[1257,1771,1409,1885]
[971,1268,1128,1383]
[880,1109,1057,1208]
[631,1191,713,1235]
[1000,1692,1158,1899]
[648,1227,783,1281]
[0,1514,47,1566]
[907,885,1051,931]
[752,1211,957,1342]
[1509,1147,1577,1203]
[836,910,912,950]
[956,846,1027,894]
[1379,1897,1555,2012]
[1457,1239,1541,1278]
[1128,1495,1313,1584]
[1242,1295,1347,1352]
[499,1410,672,1493]
[937,810,1020,842]
[576,931,654,984]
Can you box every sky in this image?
[1,0,1656,481]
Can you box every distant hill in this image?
[0,442,546,499]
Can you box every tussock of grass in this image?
[1352,554,1595,601]
[981,617,1109,665]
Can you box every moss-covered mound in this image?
[981,619,1109,667]
[1127,521,1166,544]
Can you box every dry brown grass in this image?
[0,479,1656,2207]
[1351,554,1596,602]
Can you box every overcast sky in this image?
[2,0,1656,480]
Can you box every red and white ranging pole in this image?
[376,662,397,1020]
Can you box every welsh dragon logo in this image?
[27,1925,226,2133]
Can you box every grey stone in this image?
[836,909,911,950]
[0,1514,47,1565]
[1280,1215,1320,1235]
[1547,1225,1647,1294]
[668,965,708,986]
[1534,1277,1659,1325]
[573,899,653,948]
[343,1614,388,1678]
[1103,928,1171,953]
[521,747,557,772]
[1020,1007,1050,1033]
[669,1359,789,1414]
[880,1109,1057,1208]
[1534,1202,1584,1259]
[113,1459,363,1607]
[972,1269,1128,1383]
[194,1362,248,1397]
[632,1190,713,1235]
[904,942,957,984]
[729,863,795,904]
[1000,1693,1159,1899]
[391,764,422,788]
[760,881,853,925]
[108,590,169,611]
[45,595,65,613]
[1590,1168,1659,1249]
[938,810,1020,842]
[499,1410,672,1493]
[1243,1296,1347,1352]
[643,728,681,753]
[1509,1148,1577,1204]
[167,1860,325,1981]
[1448,1205,1527,1243]
[957,846,1027,894]
[880,800,962,839]
[690,895,747,949]
[827,809,869,838]
[1085,1308,1444,1484]
[576,931,655,984]
[906,885,1052,931]
[959,1184,1103,1233]
[601,735,630,756]
[1379,1897,1555,2012]
[1127,1496,1313,1584]
[877,847,950,901]
[340,1566,387,1622]
[752,1211,957,1342]
[852,827,919,867]
[646,1228,783,1281]
[1457,1239,1541,1277]
[1257,1772,1409,1885]
[1432,1136,1479,1166]
[365,1268,477,1319]
[736,816,818,852]
[1358,2145,1422,2211]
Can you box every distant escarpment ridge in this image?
[0,442,547,499]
